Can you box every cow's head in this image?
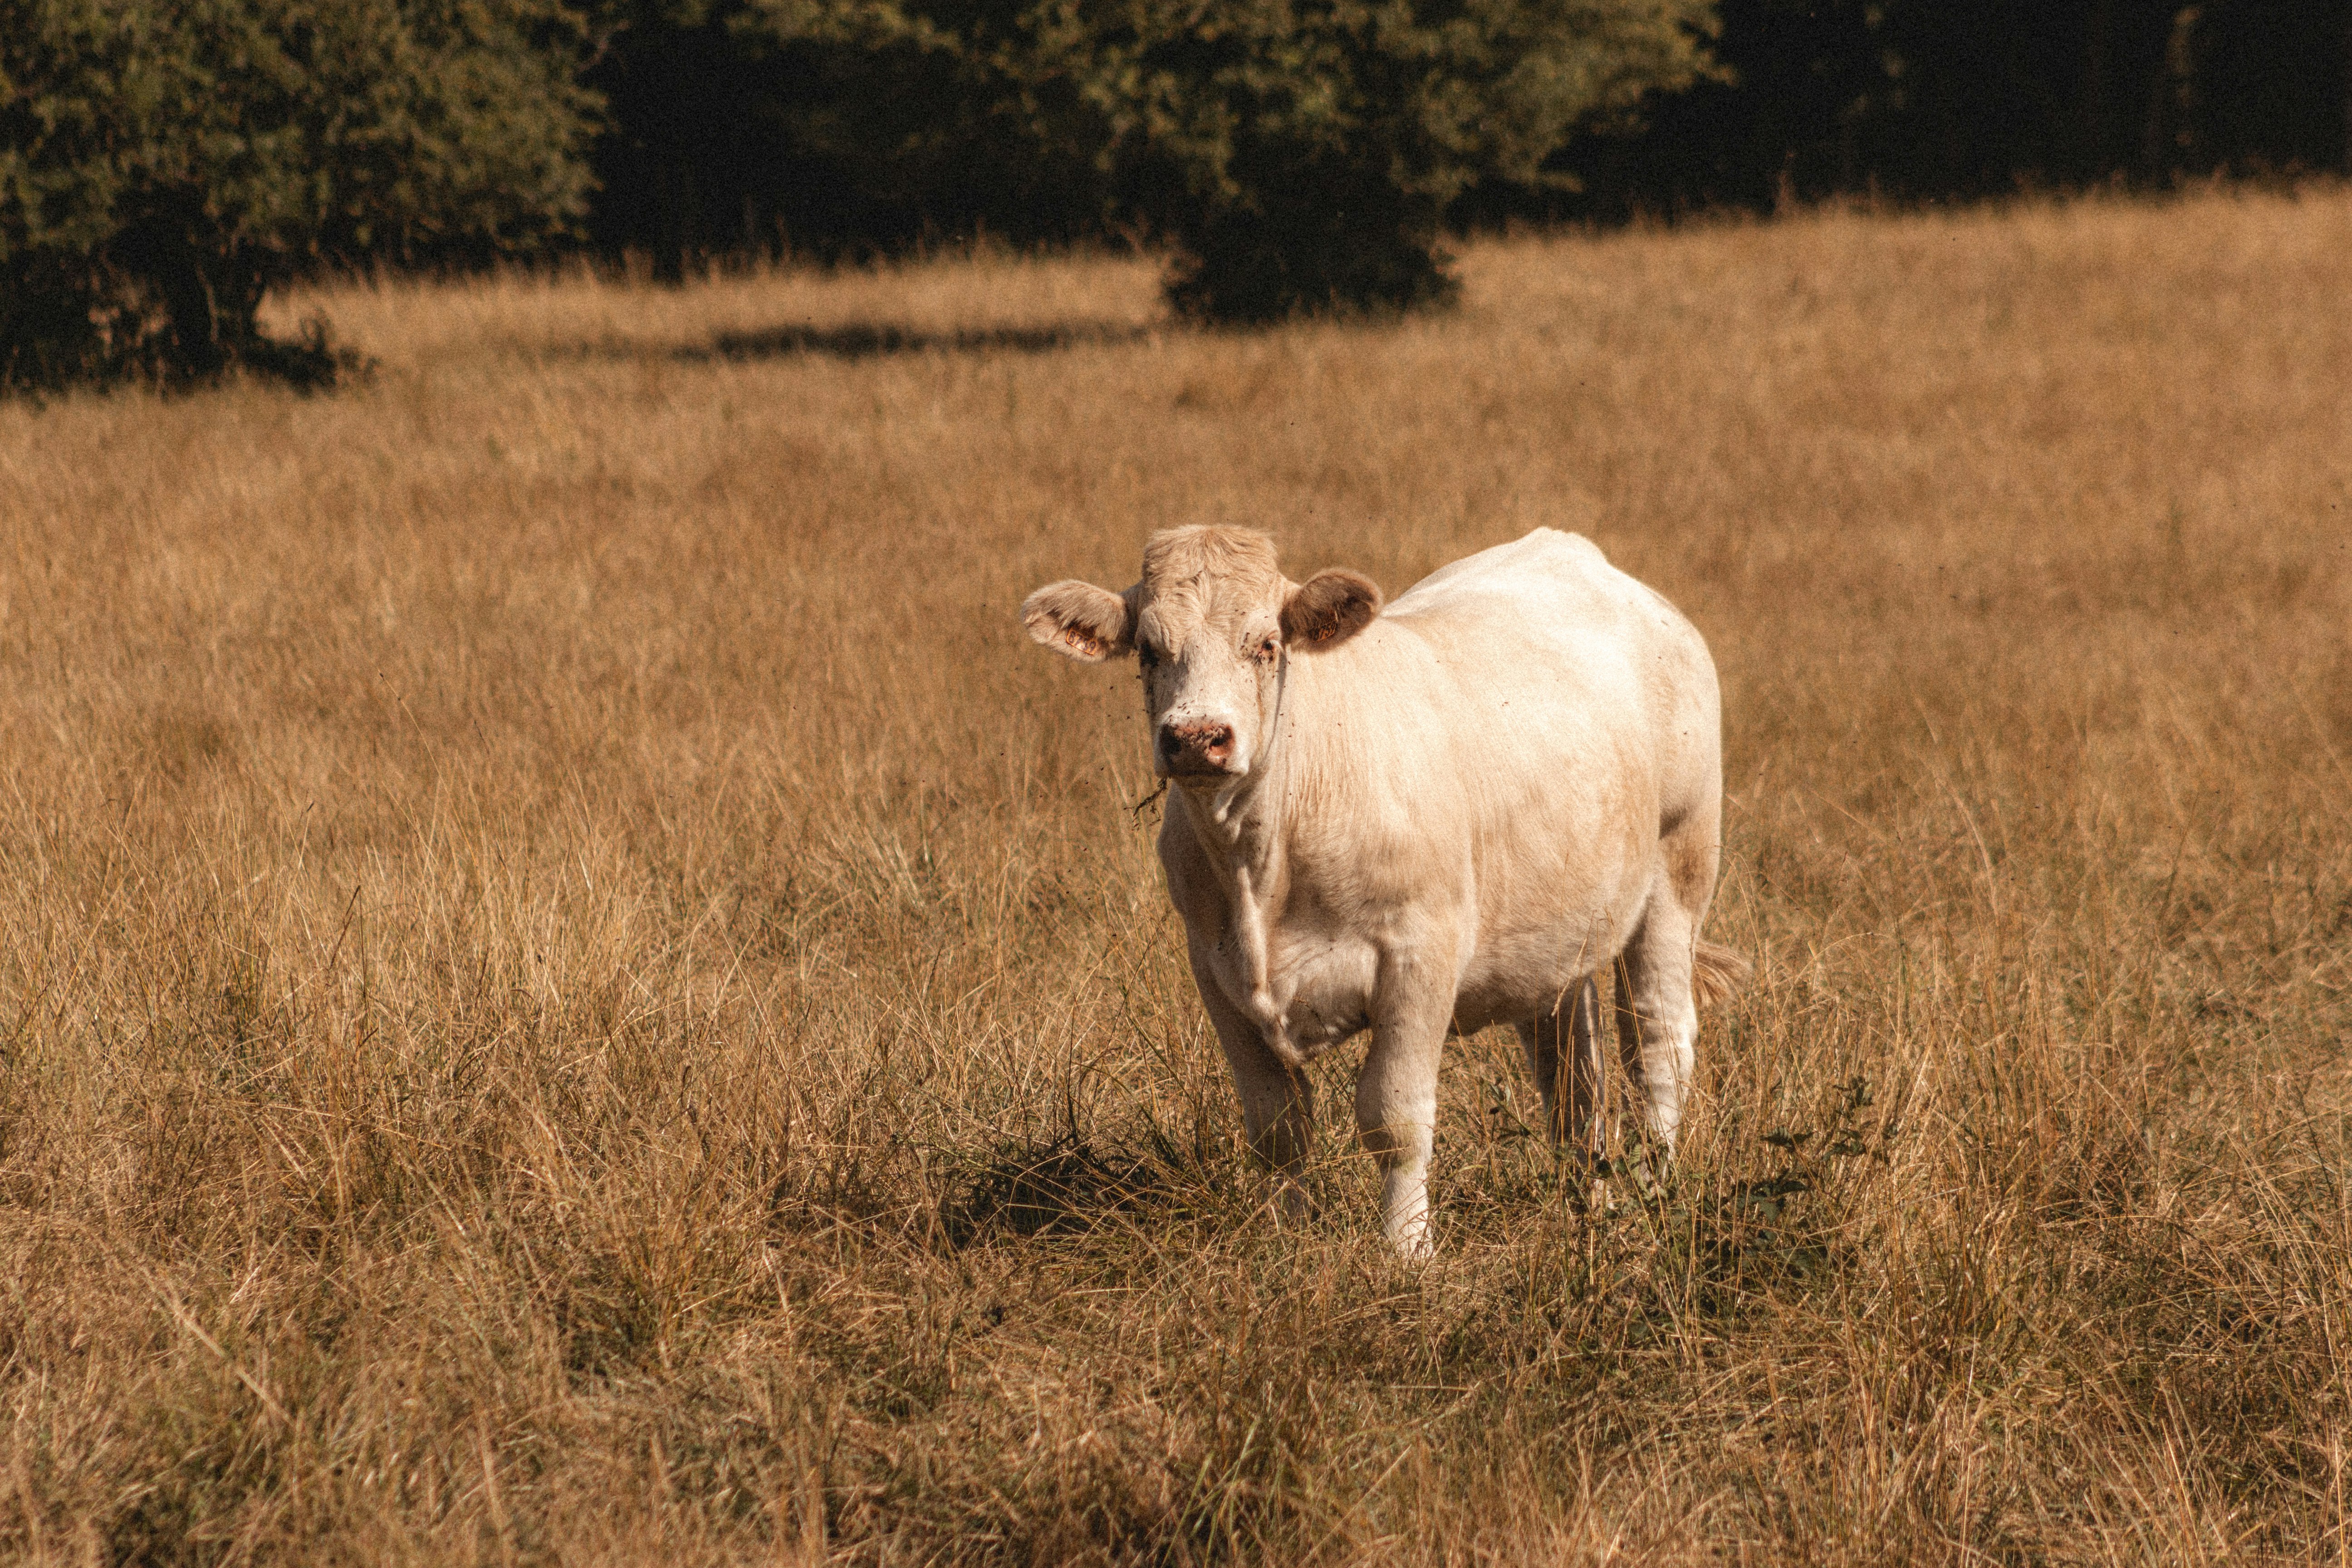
[1022,526,1382,781]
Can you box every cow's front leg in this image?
[1356,950,1453,1259]
[1189,941,1314,1220]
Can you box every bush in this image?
[0,0,600,391]
[1068,0,1721,319]
[743,0,1719,320]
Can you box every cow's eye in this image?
[1250,635,1279,664]
[1136,642,1161,671]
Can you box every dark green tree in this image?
[583,0,1113,275]
[1,0,600,390]
[740,0,1717,319]
[1545,0,2352,221]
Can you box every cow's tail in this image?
[1690,941,1753,1009]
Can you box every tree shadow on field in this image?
[682,319,1155,364]
[945,1131,1202,1248]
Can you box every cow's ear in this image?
[1280,569,1382,652]
[1022,580,1136,662]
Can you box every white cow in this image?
[1023,526,1746,1255]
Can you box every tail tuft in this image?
[1691,941,1753,1009]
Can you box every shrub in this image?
[1066,0,1721,319]
[0,0,599,391]
[743,0,1719,320]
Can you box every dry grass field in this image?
[3,186,2351,1564]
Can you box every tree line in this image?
[5,0,2347,389]
[1551,0,2352,219]
[599,0,2352,259]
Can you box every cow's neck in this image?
[1169,745,1295,1054]
[1168,655,1299,905]
[1171,763,1288,901]
[1167,660,1328,1059]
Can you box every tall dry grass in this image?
[2,188,2350,1564]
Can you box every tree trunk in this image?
[2082,0,2116,178]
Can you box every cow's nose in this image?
[1158,720,1235,772]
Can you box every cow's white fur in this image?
[1023,527,1742,1257]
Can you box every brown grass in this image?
[4,187,2351,1564]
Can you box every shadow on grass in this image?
[946,1132,1204,1247]
[685,319,1156,364]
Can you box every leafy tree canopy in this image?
[737,0,1719,317]
[1,0,599,389]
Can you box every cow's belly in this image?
[1263,914,1637,1051]
[1233,890,1651,1056]
[1175,816,1656,1059]
[1449,897,1652,1035]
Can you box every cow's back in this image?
[1388,529,1707,696]
[1363,527,1717,792]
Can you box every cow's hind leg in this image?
[1516,975,1605,1160]
[1613,884,1703,1156]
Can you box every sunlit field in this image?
[3,186,2350,1564]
